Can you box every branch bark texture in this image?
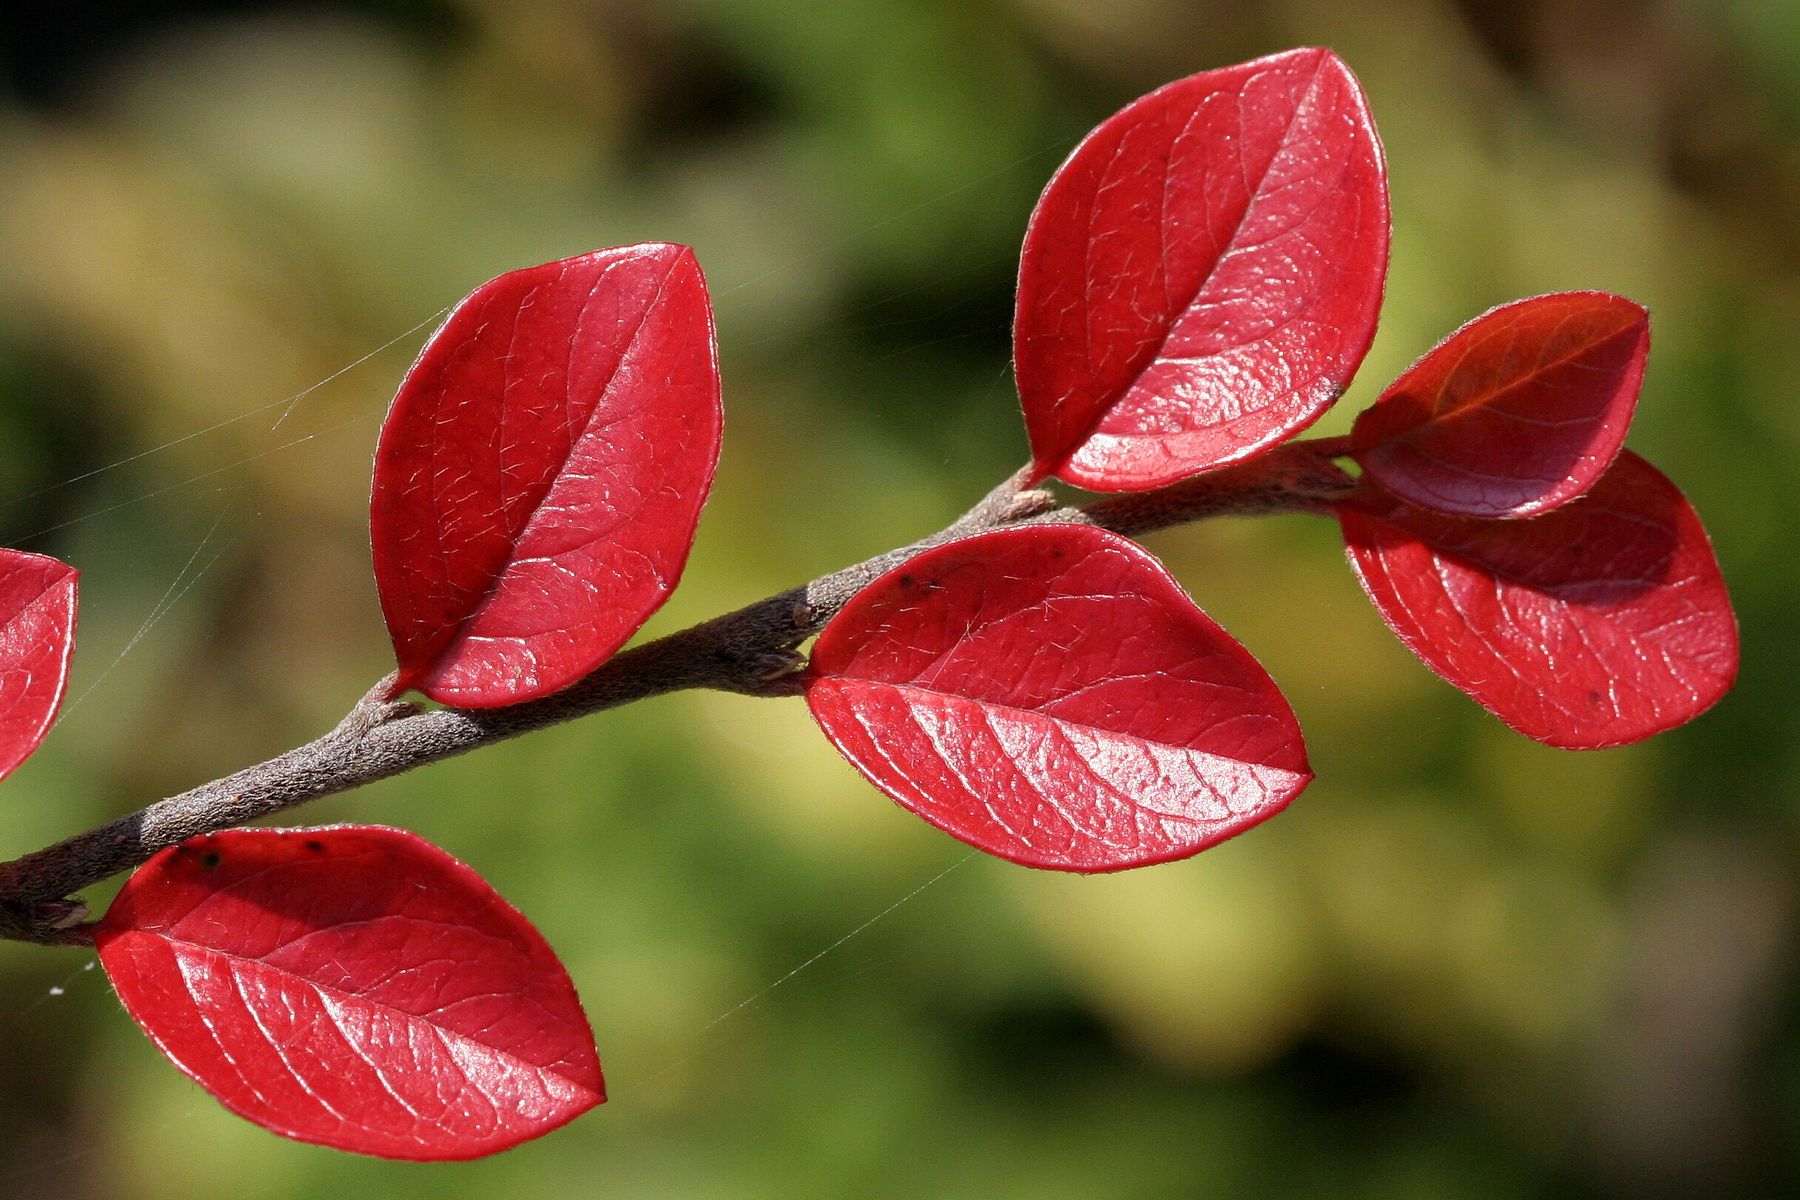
[0,440,1353,945]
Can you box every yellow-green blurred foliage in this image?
[0,1,1795,1196]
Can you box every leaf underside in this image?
[806,524,1310,871]
[0,548,77,783]
[1339,452,1738,748]
[96,826,603,1161]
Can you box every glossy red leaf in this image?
[1351,292,1649,517]
[804,525,1310,871]
[1014,47,1389,492]
[371,244,722,707]
[95,826,603,1161]
[1339,453,1737,748]
[0,549,76,783]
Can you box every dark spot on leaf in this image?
[899,574,915,588]
[199,851,222,870]
[305,840,325,853]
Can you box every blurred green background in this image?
[0,0,1795,1195]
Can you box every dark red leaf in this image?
[0,549,76,782]
[95,826,603,1161]
[1014,47,1389,492]
[804,525,1310,871]
[1338,453,1737,748]
[371,244,722,707]
[1351,292,1649,517]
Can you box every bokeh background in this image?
[0,1,1795,1196]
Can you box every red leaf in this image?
[1339,453,1737,748]
[95,826,603,1161]
[0,549,76,782]
[804,525,1310,871]
[1351,292,1649,518]
[371,244,722,707]
[1014,47,1389,492]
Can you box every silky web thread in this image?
[8,138,1069,538]
[0,132,1072,1166]
[1,310,449,521]
[54,498,247,724]
[643,852,976,1091]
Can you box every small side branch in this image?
[0,439,1353,944]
